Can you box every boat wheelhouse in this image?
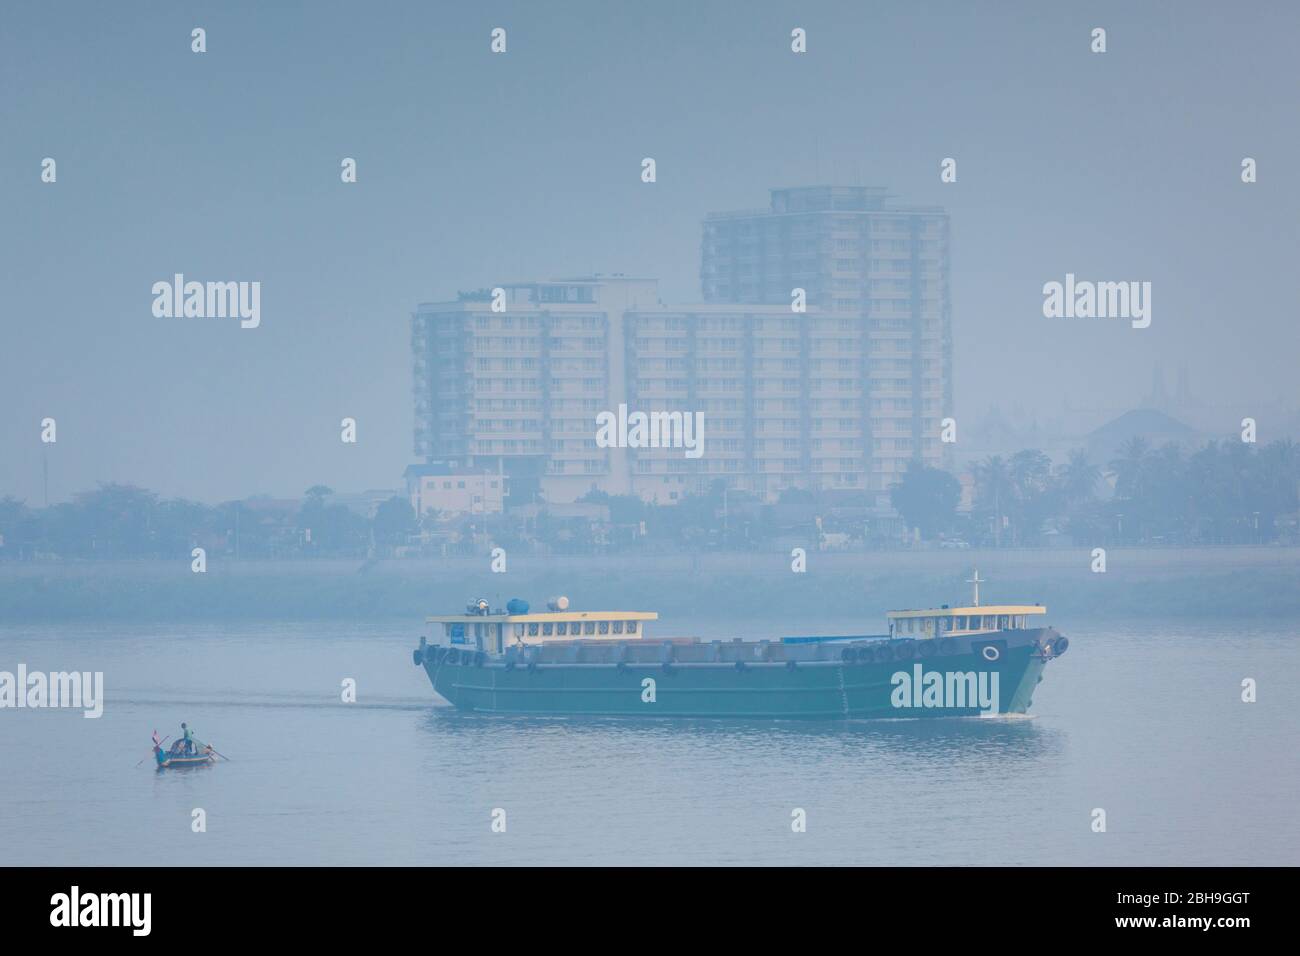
[426,600,657,656]
[887,605,1047,640]
[881,569,1045,640]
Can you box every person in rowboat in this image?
[181,722,195,755]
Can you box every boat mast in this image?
[967,567,984,607]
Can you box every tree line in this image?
[2,437,1297,559]
[891,438,1300,546]
[0,484,418,559]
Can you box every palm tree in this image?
[1005,449,1052,544]
[973,456,1012,546]
[1259,439,1299,517]
[1108,436,1150,500]
[1010,449,1051,491]
[1058,449,1100,504]
[1145,443,1188,539]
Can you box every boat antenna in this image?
[967,567,984,607]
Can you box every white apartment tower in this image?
[701,186,953,492]
[410,187,952,505]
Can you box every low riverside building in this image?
[404,463,505,518]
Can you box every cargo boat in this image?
[413,577,1068,719]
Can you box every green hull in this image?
[418,628,1064,720]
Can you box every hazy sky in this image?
[3,1,1297,504]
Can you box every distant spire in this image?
[1149,364,1168,409]
[967,567,985,607]
[1177,364,1191,406]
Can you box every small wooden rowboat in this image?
[154,743,217,769]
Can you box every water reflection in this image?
[421,706,1063,765]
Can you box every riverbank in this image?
[1,547,1297,622]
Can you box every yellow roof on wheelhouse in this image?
[885,567,1046,622]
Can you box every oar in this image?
[198,740,231,761]
[135,736,170,767]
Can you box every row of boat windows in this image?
[445,621,640,640]
[894,615,1029,635]
[517,620,640,637]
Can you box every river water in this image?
[1,616,1296,865]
